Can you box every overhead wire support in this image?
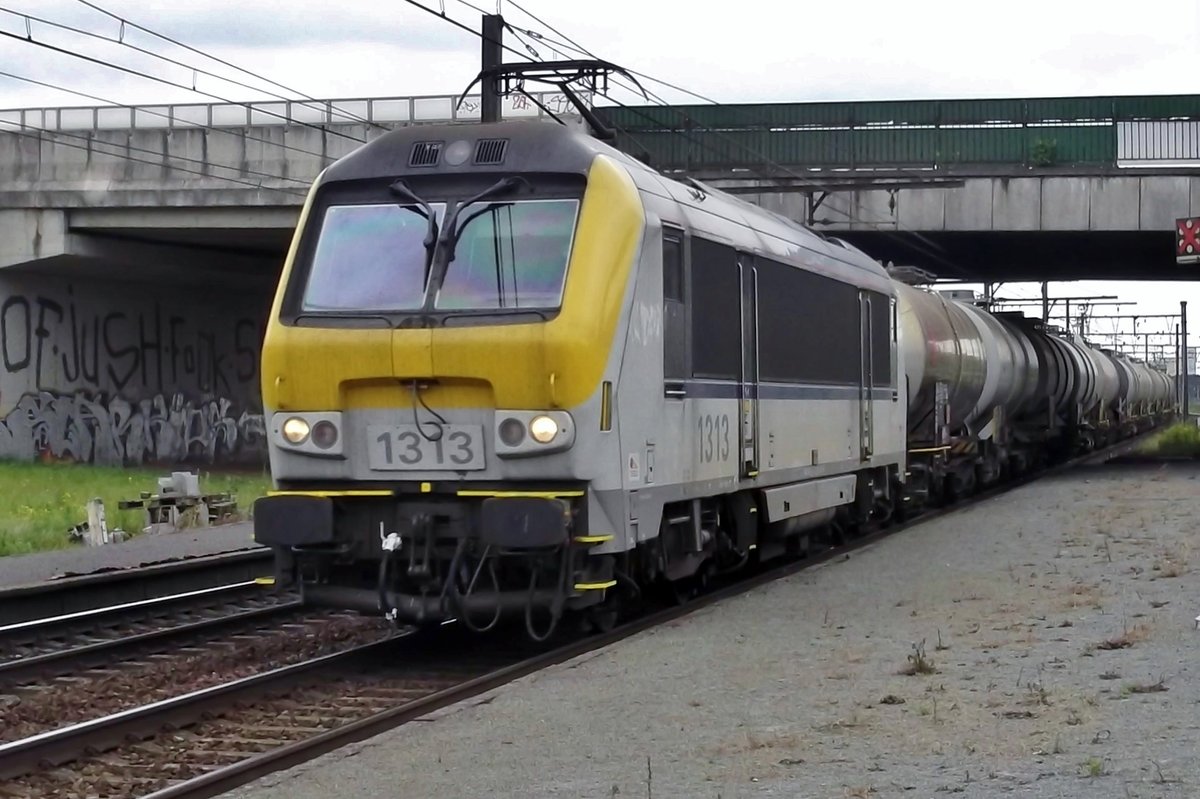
[0,6,380,131]
[494,4,973,279]
[70,0,384,130]
[408,0,973,278]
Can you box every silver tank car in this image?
[895,283,1174,456]
[896,284,1038,438]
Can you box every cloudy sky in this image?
[1,0,1198,342]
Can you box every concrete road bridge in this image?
[1,90,1198,467]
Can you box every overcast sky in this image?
[1,0,1198,339]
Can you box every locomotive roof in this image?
[319,119,891,287]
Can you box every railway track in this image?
[0,548,275,627]
[0,580,300,685]
[0,433,1153,799]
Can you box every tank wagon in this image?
[896,287,1173,508]
[253,119,1173,638]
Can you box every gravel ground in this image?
[0,521,260,588]
[225,462,1200,799]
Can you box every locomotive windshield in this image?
[300,198,579,314]
[302,203,444,312]
[437,199,578,310]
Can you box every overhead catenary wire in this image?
[71,0,384,130]
[422,0,973,277]
[0,6,382,131]
[406,0,866,221]
[499,5,978,280]
[0,27,367,144]
[0,69,338,163]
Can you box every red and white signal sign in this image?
[1178,217,1200,264]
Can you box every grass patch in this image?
[1140,422,1200,457]
[0,461,272,556]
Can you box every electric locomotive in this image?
[253,119,909,636]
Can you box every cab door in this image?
[859,290,875,461]
[739,253,760,477]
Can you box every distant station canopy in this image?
[1177,217,1200,265]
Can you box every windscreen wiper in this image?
[435,176,527,263]
[389,179,439,276]
[454,201,515,307]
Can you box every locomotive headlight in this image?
[494,411,572,457]
[311,420,339,449]
[498,417,526,446]
[282,417,311,445]
[529,415,559,443]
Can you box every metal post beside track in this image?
[1176,298,1185,419]
[481,14,504,124]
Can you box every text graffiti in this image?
[0,286,262,396]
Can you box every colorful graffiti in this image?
[0,390,265,466]
[0,277,269,466]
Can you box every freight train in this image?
[253,119,1174,638]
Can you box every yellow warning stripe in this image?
[574,534,613,544]
[456,490,585,498]
[574,580,617,591]
[254,576,276,586]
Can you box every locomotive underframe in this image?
[258,465,904,633]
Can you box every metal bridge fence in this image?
[0,90,586,133]
[596,94,1200,171]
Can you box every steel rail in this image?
[0,579,276,636]
[0,599,303,686]
[0,548,274,626]
[0,636,402,781]
[135,429,1158,799]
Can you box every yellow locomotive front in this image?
[254,121,643,636]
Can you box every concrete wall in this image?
[740,174,1200,232]
[0,124,377,209]
[0,272,269,466]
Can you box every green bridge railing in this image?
[596,94,1200,172]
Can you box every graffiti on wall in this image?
[0,281,269,466]
[0,391,265,465]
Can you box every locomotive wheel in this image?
[583,604,619,634]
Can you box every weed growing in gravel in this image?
[900,639,937,675]
[1095,622,1151,650]
[1081,756,1106,778]
[1153,545,1190,578]
[1122,676,1168,696]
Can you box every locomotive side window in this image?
[756,257,859,385]
[870,289,892,387]
[689,237,740,380]
[662,228,687,382]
